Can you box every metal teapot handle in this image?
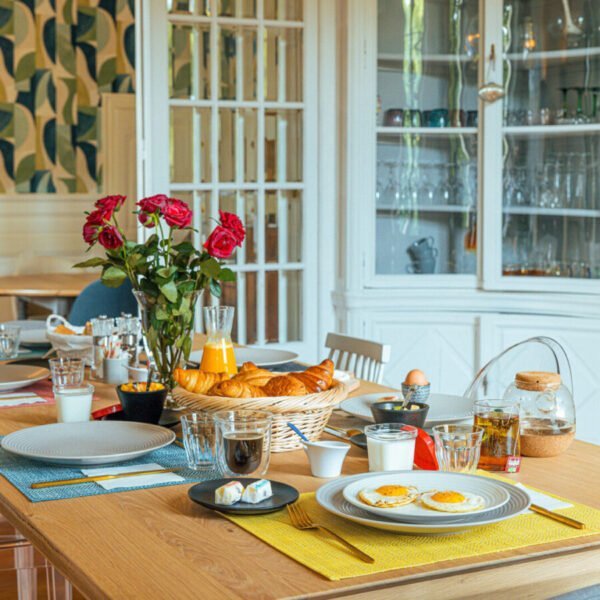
[463,336,574,400]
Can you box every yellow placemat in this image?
[225,483,600,581]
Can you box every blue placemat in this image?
[0,440,220,503]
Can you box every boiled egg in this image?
[420,490,485,513]
[404,369,429,386]
[358,485,418,508]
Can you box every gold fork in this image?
[287,503,375,563]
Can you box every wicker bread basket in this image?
[172,381,349,452]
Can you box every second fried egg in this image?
[420,490,485,513]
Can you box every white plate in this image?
[0,365,50,392]
[1,421,176,466]
[316,473,530,535]
[342,472,510,522]
[188,346,299,368]
[5,321,49,346]
[339,392,473,427]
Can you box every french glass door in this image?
[484,0,600,293]
[141,0,318,355]
[373,0,480,284]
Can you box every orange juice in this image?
[200,341,237,375]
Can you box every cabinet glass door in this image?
[375,0,479,278]
[501,0,600,285]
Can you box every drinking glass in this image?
[432,425,484,473]
[180,412,215,470]
[0,324,20,359]
[364,423,417,471]
[49,358,85,387]
[200,306,237,375]
[53,384,94,423]
[474,400,520,472]
[116,314,141,365]
[214,410,273,477]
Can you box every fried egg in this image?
[358,485,419,508]
[420,490,485,513]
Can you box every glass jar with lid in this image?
[503,371,575,457]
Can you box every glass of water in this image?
[0,324,21,359]
[49,358,85,387]
[432,425,484,473]
[180,412,215,471]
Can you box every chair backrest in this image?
[325,332,391,384]
[68,279,138,326]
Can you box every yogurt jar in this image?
[364,424,418,471]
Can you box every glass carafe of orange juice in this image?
[200,306,237,375]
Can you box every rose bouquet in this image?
[75,194,245,399]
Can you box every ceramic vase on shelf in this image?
[135,289,203,410]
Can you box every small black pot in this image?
[370,401,429,428]
[116,386,167,425]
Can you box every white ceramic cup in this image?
[128,364,149,383]
[302,440,350,478]
[103,356,129,385]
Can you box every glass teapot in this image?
[464,337,575,458]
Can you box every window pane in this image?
[219,27,257,101]
[264,270,303,343]
[170,107,194,183]
[265,271,279,342]
[265,190,301,263]
[219,0,257,18]
[219,191,258,264]
[265,109,302,182]
[218,109,258,182]
[264,0,302,21]
[284,270,302,341]
[219,109,236,182]
[221,274,258,344]
[169,24,211,100]
[168,0,210,15]
[265,28,303,102]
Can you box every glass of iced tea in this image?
[474,400,520,471]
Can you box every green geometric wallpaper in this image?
[0,0,135,194]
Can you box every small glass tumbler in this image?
[180,412,215,471]
[53,384,94,423]
[364,423,417,471]
[474,399,520,471]
[0,324,21,359]
[432,425,484,473]
[49,358,85,387]
[214,410,273,477]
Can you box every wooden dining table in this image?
[0,376,599,598]
[0,273,97,317]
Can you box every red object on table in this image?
[91,403,123,420]
[414,428,438,470]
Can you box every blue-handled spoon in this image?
[287,422,309,442]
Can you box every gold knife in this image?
[530,503,586,529]
[31,468,183,489]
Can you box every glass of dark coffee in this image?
[213,410,273,477]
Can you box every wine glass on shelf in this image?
[574,88,591,124]
[556,87,573,124]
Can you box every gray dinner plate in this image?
[0,365,49,392]
[188,346,299,368]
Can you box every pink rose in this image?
[203,226,237,259]
[219,210,245,246]
[98,225,124,250]
[137,194,169,228]
[163,198,192,229]
[95,195,126,214]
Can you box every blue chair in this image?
[68,279,138,325]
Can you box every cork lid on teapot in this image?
[515,371,561,392]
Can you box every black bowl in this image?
[370,401,429,428]
[115,385,167,425]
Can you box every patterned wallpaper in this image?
[0,0,135,194]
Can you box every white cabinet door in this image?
[481,314,600,445]
[367,312,480,396]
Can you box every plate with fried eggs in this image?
[343,472,510,523]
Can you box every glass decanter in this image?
[200,306,237,375]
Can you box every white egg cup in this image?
[302,440,350,478]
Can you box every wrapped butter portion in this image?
[215,481,244,506]
[241,479,273,504]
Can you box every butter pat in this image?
[242,479,273,504]
[215,481,244,505]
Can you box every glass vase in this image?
[134,289,203,410]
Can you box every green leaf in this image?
[209,279,222,298]
[182,335,192,360]
[155,305,169,320]
[218,268,236,282]
[173,241,195,254]
[160,280,178,303]
[157,266,177,279]
[101,266,127,288]
[73,257,107,268]
[201,258,221,278]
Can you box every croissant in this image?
[289,359,335,393]
[207,380,265,398]
[233,362,278,387]
[173,369,230,394]
[263,375,308,397]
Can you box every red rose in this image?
[83,223,99,245]
[219,210,245,246]
[95,195,126,214]
[163,198,192,229]
[137,194,169,228]
[98,225,124,250]
[86,207,112,226]
[203,226,237,259]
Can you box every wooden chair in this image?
[325,333,391,384]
